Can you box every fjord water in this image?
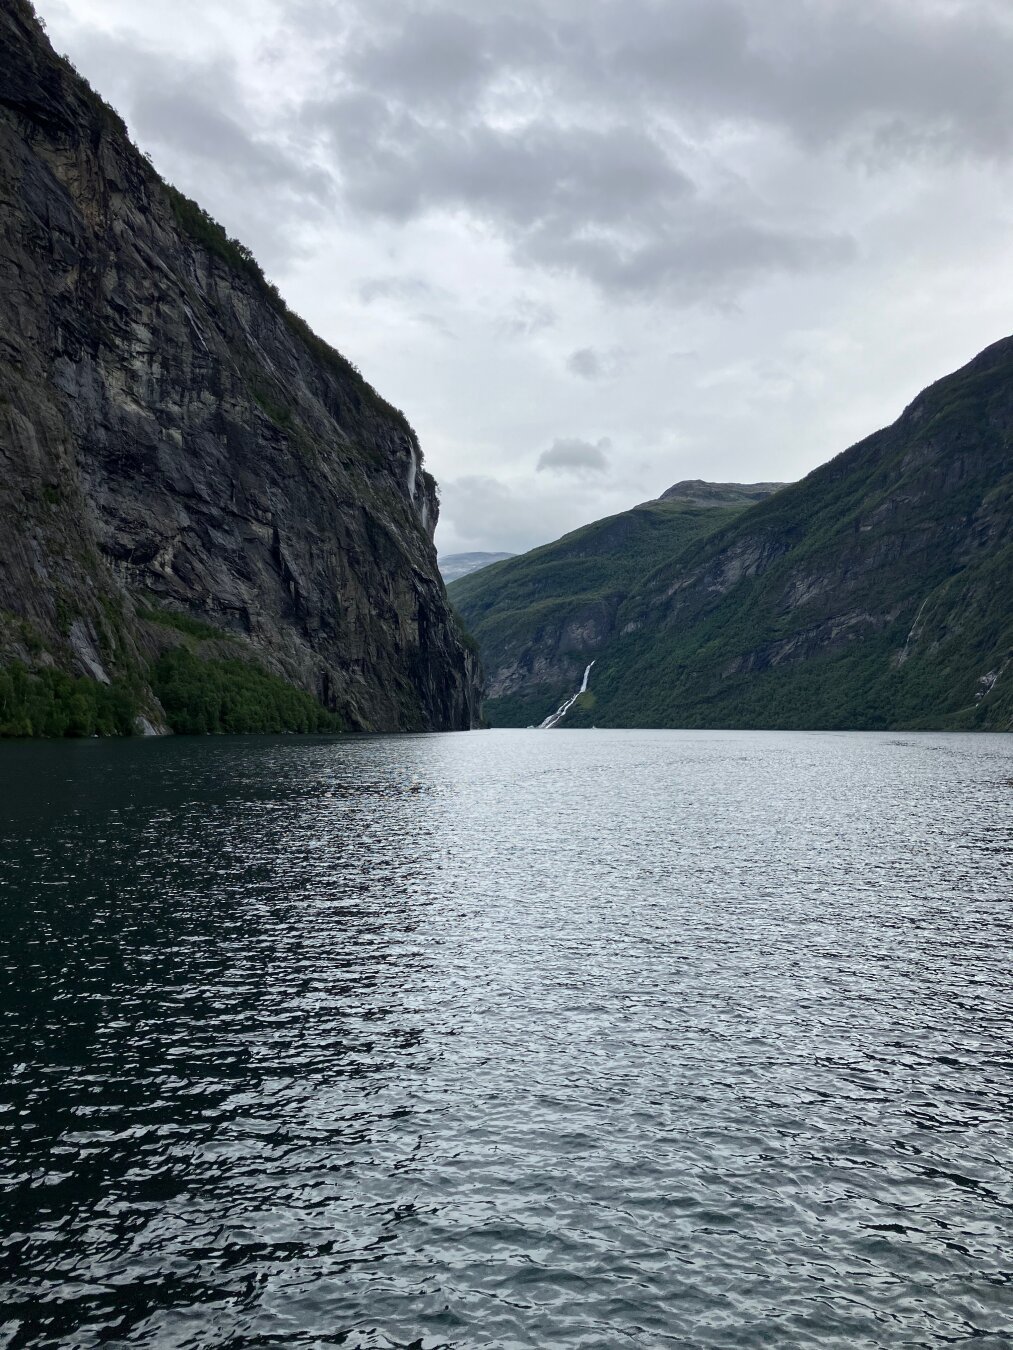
[1,731,1010,1350]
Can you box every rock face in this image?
[0,0,481,733]
[453,348,1013,731]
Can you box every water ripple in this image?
[0,730,1010,1348]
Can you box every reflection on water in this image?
[0,729,1010,1349]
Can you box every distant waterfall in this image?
[538,662,595,729]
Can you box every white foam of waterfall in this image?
[538,662,595,729]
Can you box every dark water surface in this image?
[1,729,1010,1349]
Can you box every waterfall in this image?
[538,662,595,729]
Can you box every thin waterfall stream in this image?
[538,661,595,728]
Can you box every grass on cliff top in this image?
[18,1,127,135]
[163,186,419,448]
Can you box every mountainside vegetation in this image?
[449,485,781,727]
[453,341,1013,732]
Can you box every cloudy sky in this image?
[36,0,1013,555]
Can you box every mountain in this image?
[439,552,516,583]
[448,483,782,727]
[453,341,1013,731]
[0,0,480,736]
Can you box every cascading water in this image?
[538,662,595,729]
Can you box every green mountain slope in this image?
[454,338,1013,731]
[448,485,781,727]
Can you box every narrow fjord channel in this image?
[1,730,1010,1349]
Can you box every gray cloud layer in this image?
[567,347,625,381]
[50,0,1013,302]
[38,0,1013,554]
[298,0,1013,300]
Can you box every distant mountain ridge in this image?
[659,479,787,506]
[439,552,516,583]
[451,344,1013,731]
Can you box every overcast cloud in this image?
[36,0,1013,553]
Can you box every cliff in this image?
[0,0,481,735]
[453,342,1013,732]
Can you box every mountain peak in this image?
[658,480,786,507]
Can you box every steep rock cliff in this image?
[0,0,481,733]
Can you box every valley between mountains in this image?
[450,342,1013,732]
